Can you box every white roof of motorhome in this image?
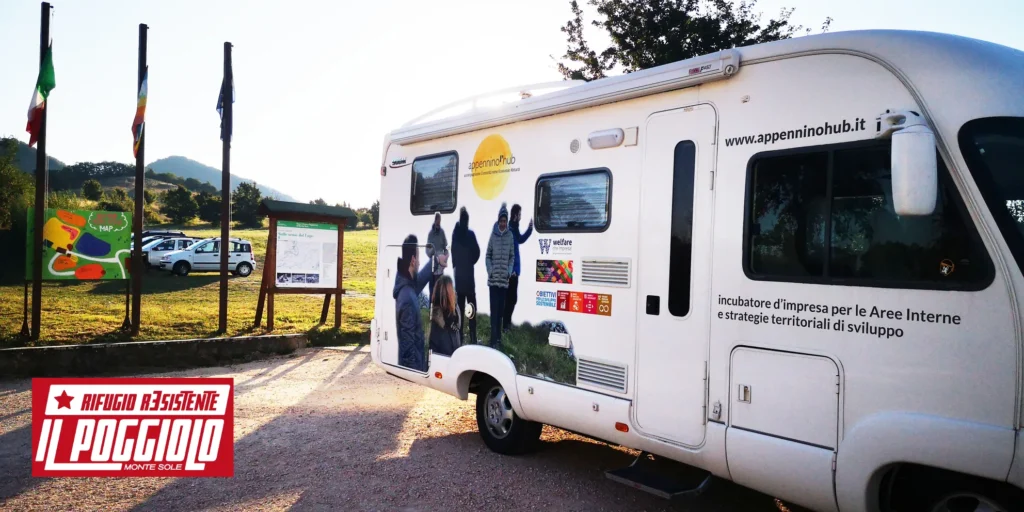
[389,29,1024,146]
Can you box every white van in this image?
[159,237,256,277]
[369,29,1024,512]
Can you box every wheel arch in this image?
[835,412,1017,512]
[445,345,529,420]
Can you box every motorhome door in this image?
[633,104,716,446]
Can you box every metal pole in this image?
[131,23,147,336]
[20,281,29,338]
[218,42,233,334]
[30,2,52,341]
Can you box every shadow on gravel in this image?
[131,352,781,512]
[0,424,42,503]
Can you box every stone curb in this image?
[0,334,308,379]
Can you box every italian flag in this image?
[26,44,56,147]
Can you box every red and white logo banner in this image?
[31,377,234,477]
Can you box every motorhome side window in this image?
[535,169,611,232]
[668,141,696,317]
[410,152,458,215]
[746,142,992,288]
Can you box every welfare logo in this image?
[538,238,551,255]
[31,377,234,478]
[538,238,572,255]
[467,134,518,200]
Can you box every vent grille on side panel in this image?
[580,258,630,287]
[577,357,628,393]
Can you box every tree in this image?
[143,189,156,205]
[82,179,103,201]
[555,0,831,81]
[310,198,328,206]
[370,200,380,227]
[99,187,134,212]
[162,185,199,224]
[196,190,222,225]
[0,138,33,231]
[232,181,265,228]
[358,212,372,228]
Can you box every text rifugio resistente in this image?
[716,296,963,339]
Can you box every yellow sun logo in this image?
[470,134,514,200]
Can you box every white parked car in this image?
[160,237,256,277]
[141,237,199,269]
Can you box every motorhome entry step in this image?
[605,452,712,499]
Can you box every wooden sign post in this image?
[254,200,355,331]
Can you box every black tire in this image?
[475,378,542,455]
[887,466,1024,512]
[235,262,253,277]
[172,261,190,276]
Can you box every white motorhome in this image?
[369,30,1024,512]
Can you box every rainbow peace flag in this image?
[132,67,148,157]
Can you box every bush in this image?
[144,208,163,224]
[47,190,85,210]
[82,179,103,201]
[97,188,134,213]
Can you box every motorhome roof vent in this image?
[578,357,628,393]
[580,258,630,288]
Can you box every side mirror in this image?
[877,111,937,216]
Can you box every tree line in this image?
[307,197,379,230]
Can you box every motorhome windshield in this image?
[958,117,1024,277]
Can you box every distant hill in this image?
[147,156,296,201]
[7,140,296,201]
[13,139,65,172]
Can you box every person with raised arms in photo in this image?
[503,203,533,332]
[451,206,481,345]
[428,274,461,357]
[426,211,448,302]
[393,234,445,371]
[485,203,516,350]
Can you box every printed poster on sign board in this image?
[25,208,132,280]
[275,221,338,288]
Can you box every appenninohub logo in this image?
[32,378,234,477]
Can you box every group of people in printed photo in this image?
[393,202,532,371]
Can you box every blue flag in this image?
[217,77,234,141]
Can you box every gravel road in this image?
[0,347,794,512]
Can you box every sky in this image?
[1,0,1023,208]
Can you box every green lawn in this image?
[0,225,379,347]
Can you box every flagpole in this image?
[131,23,148,336]
[218,41,233,334]
[30,1,52,341]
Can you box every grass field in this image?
[0,225,379,347]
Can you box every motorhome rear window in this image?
[744,140,993,290]
[534,169,611,232]
[410,151,458,215]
